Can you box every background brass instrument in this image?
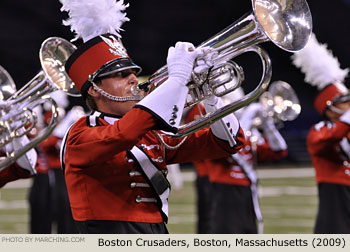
[139,0,312,138]
[0,37,80,170]
[252,80,301,129]
[0,65,16,101]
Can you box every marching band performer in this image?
[292,33,350,233]
[59,0,245,234]
[0,142,37,188]
[193,157,212,234]
[187,90,288,234]
[0,68,37,188]
[28,91,83,234]
[183,101,213,234]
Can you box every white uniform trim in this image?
[340,109,350,125]
[339,138,350,160]
[203,98,239,147]
[137,78,189,133]
[129,146,170,222]
[59,124,74,171]
[89,111,101,126]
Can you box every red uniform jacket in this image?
[194,139,287,186]
[62,108,244,222]
[307,120,350,185]
[186,104,287,186]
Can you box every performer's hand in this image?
[0,99,9,109]
[193,47,217,74]
[239,103,263,131]
[167,42,202,85]
[261,115,287,151]
[243,103,263,120]
[203,95,218,106]
[261,116,276,132]
[3,130,37,175]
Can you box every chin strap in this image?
[92,82,144,102]
[329,105,348,115]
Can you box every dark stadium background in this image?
[0,0,349,165]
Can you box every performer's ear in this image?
[87,86,99,98]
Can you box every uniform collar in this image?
[90,111,122,125]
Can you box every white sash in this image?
[128,146,170,223]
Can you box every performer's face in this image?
[326,101,350,122]
[89,69,143,116]
[335,101,350,112]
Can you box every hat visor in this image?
[96,57,142,79]
[332,94,350,105]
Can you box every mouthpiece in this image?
[137,81,151,92]
[131,81,151,96]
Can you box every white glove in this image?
[4,135,37,175]
[0,99,9,108]
[193,47,218,74]
[262,116,276,130]
[167,164,183,191]
[12,136,38,174]
[137,42,206,132]
[239,103,264,132]
[3,121,37,174]
[203,95,218,106]
[167,42,202,85]
[262,117,287,151]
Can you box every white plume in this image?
[60,0,130,42]
[291,33,349,90]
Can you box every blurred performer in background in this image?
[28,91,83,234]
[0,65,37,188]
[292,33,350,234]
[184,104,213,234]
[193,158,212,234]
[0,138,37,188]
[187,88,288,234]
[59,0,244,234]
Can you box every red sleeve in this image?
[256,141,288,162]
[184,105,205,123]
[0,163,32,188]
[40,135,61,169]
[307,121,350,156]
[41,135,60,154]
[164,127,245,164]
[66,108,157,167]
